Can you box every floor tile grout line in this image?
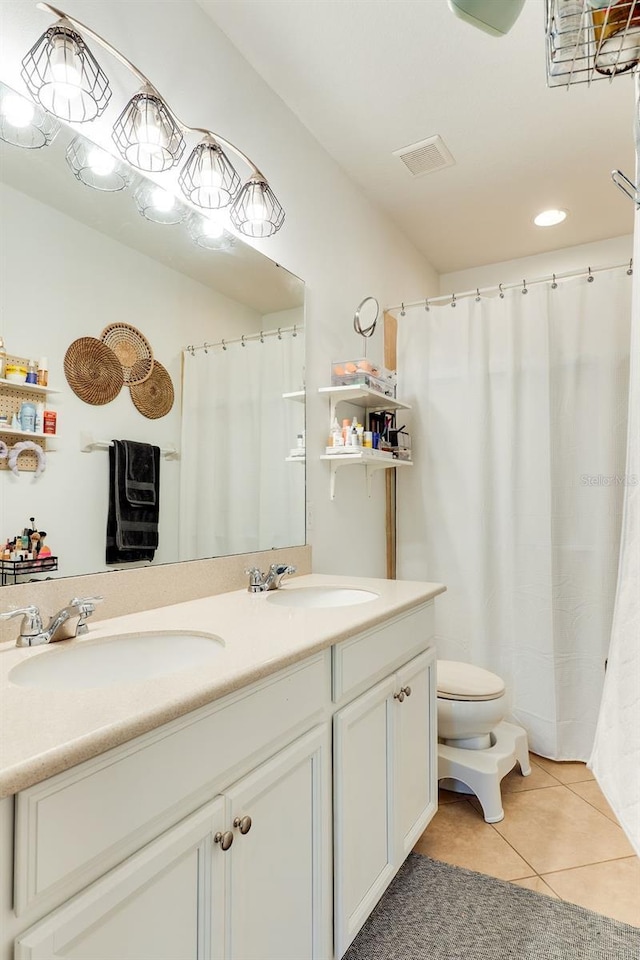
[539,854,640,878]
[460,797,542,881]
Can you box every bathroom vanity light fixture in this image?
[65,135,131,191]
[21,2,286,236]
[534,208,567,227]
[0,85,59,148]
[21,21,111,122]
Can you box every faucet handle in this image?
[70,596,103,635]
[0,605,44,637]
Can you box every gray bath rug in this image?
[344,853,640,960]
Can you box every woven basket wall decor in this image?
[64,337,124,405]
[129,360,174,419]
[101,323,153,385]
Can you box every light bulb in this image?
[1,93,35,128]
[246,197,268,223]
[50,34,83,100]
[87,146,116,176]
[151,187,175,212]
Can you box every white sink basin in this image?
[266,586,379,609]
[9,632,225,691]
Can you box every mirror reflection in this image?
[0,81,305,584]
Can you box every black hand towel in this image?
[106,440,161,565]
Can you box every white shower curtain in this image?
[590,80,640,856]
[398,269,632,761]
[179,331,305,559]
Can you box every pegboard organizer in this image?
[0,354,59,474]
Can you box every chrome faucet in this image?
[245,563,296,593]
[1,596,103,647]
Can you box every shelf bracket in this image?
[330,461,337,500]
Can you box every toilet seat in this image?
[437,660,505,702]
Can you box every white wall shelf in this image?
[319,386,413,499]
[320,453,412,500]
[282,390,306,403]
[318,385,410,424]
[0,378,60,395]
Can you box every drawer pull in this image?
[402,685,412,698]
[214,830,234,851]
[393,690,405,703]
[233,815,252,835]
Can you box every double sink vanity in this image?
[0,573,445,960]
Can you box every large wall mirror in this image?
[0,81,305,584]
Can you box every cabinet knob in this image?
[393,691,405,703]
[233,815,252,835]
[402,685,412,698]
[214,830,234,851]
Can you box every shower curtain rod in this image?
[185,323,302,355]
[388,260,633,314]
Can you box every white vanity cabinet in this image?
[2,593,440,960]
[332,608,437,958]
[14,726,330,960]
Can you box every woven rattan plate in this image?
[129,360,174,419]
[64,338,124,405]
[101,323,153,385]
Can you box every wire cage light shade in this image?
[21,23,111,123]
[230,178,285,238]
[66,136,131,192]
[0,87,59,149]
[179,139,241,209]
[188,212,235,251]
[134,181,187,225]
[113,92,185,173]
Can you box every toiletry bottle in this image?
[356,423,364,447]
[37,357,48,387]
[26,359,38,385]
[35,402,44,434]
[0,337,6,379]
[331,418,344,448]
[342,418,351,445]
[349,416,358,447]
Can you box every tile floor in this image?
[414,754,640,928]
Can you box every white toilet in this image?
[436,659,531,823]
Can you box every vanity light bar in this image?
[22,2,285,235]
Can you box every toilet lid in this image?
[436,660,505,701]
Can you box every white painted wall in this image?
[1,0,439,582]
[440,234,633,295]
[0,183,263,577]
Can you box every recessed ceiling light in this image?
[534,209,567,227]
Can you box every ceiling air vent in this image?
[393,135,455,177]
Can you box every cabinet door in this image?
[395,649,437,859]
[15,798,226,960]
[333,675,397,958]
[225,725,331,960]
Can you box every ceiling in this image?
[198,0,636,274]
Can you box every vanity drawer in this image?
[332,603,434,703]
[14,652,328,918]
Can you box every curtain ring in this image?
[221,339,227,351]
[203,342,209,354]
[475,288,481,302]
[451,293,457,308]
[499,283,505,299]
[425,298,430,312]
[259,330,264,343]
[241,335,246,347]
[627,258,633,276]
[188,345,195,356]
[587,266,594,283]
[277,327,282,340]
[292,324,297,337]
[551,274,558,289]
[522,279,528,295]
[400,302,406,317]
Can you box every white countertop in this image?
[0,574,445,797]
